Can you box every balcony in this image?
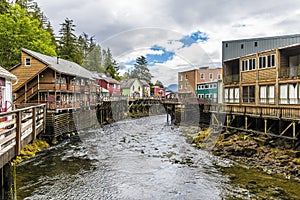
[223,74,239,84]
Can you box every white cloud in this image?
[37,0,300,85]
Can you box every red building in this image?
[151,86,166,98]
[98,77,121,96]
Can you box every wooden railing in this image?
[209,104,300,119]
[0,104,46,168]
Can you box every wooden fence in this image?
[0,104,46,169]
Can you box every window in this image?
[279,83,299,104]
[200,73,205,79]
[138,86,141,91]
[179,75,182,81]
[113,84,116,88]
[185,82,189,89]
[254,42,258,47]
[260,85,275,104]
[132,85,135,90]
[242,60,248,71]
[224,87,239,103]
[259,55,275,69]
[241,44,244,49]
[225,43,228,48]
[250,58,256,70]
[267,55,275,67]
[259,56,266,68]
[25,58,31,66]
[218,74,222,80]
[107,83,110,88]
[179,84,182,89]
[185,74,188,80]
[242,58,256,71]
[209,73,213,80]
[242,86,255,103]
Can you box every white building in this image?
[0,66,18,113]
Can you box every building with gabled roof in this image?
[120,78,144,97]
[10,48,97,109]
[98,76,121,96]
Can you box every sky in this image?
[37,0,300,86]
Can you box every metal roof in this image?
[120,79,136,89]
[22,48,94,79]
[222,34,300,61]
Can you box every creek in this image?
[16,115,300,199]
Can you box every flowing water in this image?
[16,115,300,200]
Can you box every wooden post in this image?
[293,121,296,139]
[16,111,22,155]
[43,105,47,134]
[32,107,37,140]
[245,116,248,130]
[264,119,267,134]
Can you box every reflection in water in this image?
[17,115,300,200]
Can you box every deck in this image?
[0,104,46,169]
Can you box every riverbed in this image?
[16,115,300,199]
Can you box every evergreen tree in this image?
[0,4,56,69]
[130,56,152,83]
[155,80,164,88]
[57,18,81,64]
[78,32,96,60]
[103,48,120,80]
[82,44,105,72]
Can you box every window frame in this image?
[25,58,31,66]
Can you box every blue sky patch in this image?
[124,31,208,68]
[147,45,175,66]
[179,30,208,48]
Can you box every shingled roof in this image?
[21,48,94,79]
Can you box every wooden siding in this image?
[11,52,47,91]
[258,68,276,81]
[241,71,256,83]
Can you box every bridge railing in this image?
[0,104,46,168]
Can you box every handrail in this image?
[0,104,46,168]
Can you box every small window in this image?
[185,74,188,80]
[218,74,222,80]
[200,73,205,79]
[241,44,244,49]
[254,42,258,47]
[25,58,31,66]
[209,73,213,80]
[225,43,228,48]
[179,75,182,81]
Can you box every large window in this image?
[260,85,274,104]
[259,54,275,69]
[224,87,239,103]
[279,83,299,104]
[242,58,256,71]
[242,86,255,103]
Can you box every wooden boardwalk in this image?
[0,104,46,169]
